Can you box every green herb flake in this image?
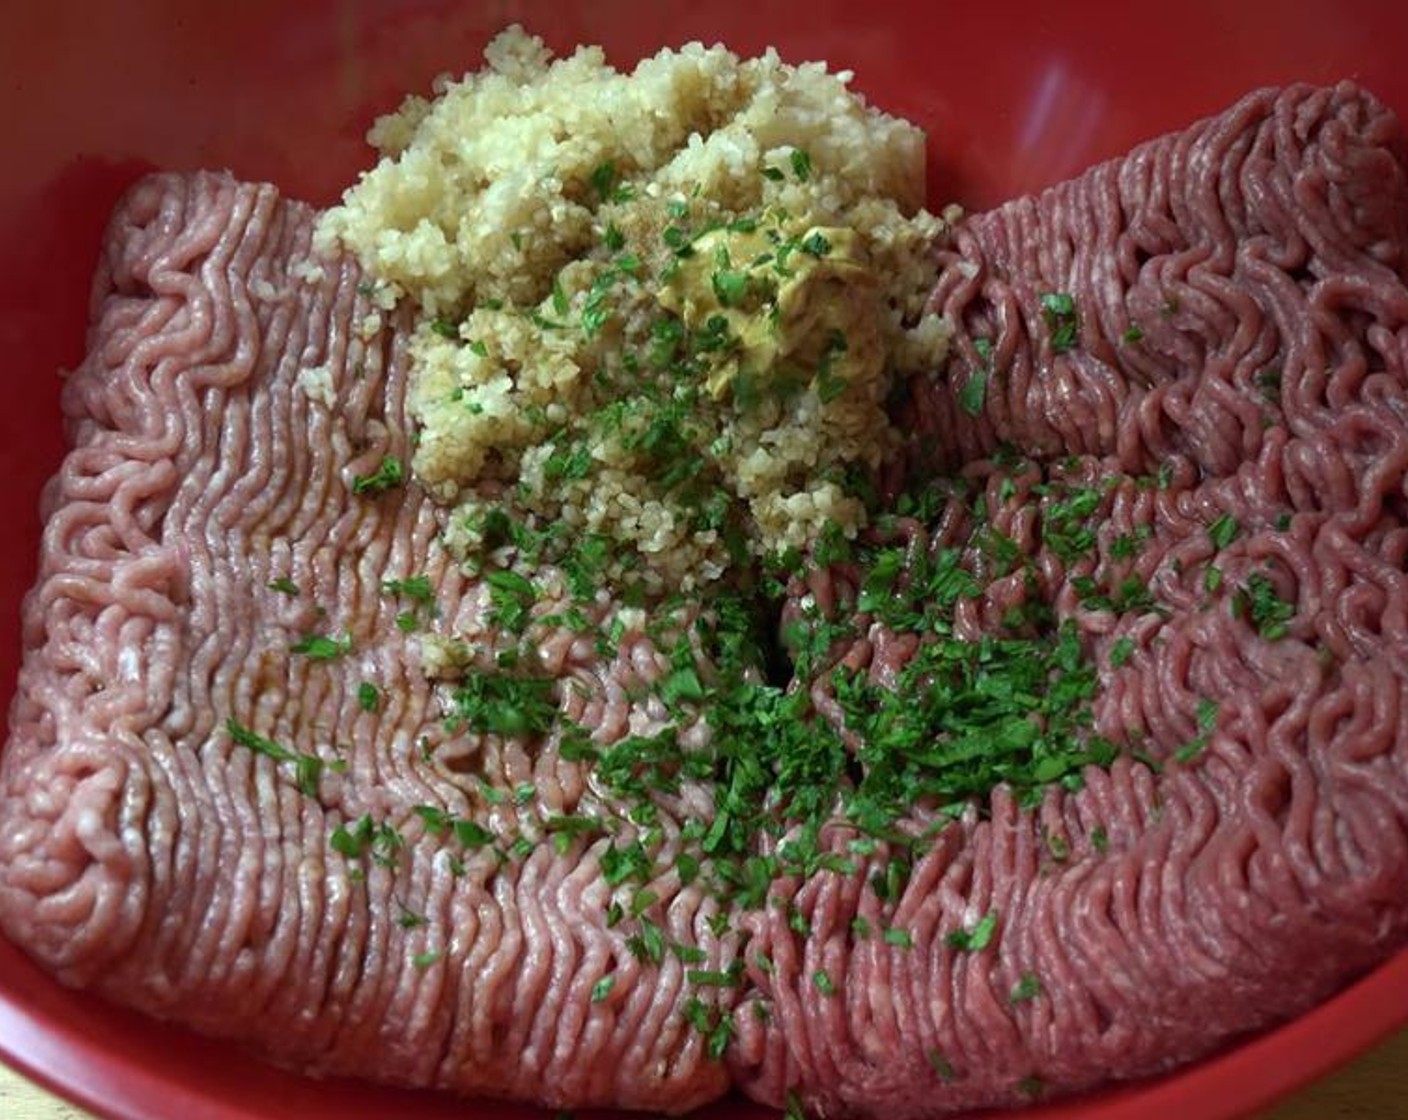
[1109,533,1138,560]
[712,269,749,307]
[290,632,353,660]
[1208,513,1239,550]
[383,574,434,604]
[351,455,405,496]
[413,805,452,835]
[1236,572,1296,640]
[590,974,616,1003]
[267,577,300,596]
[812,969,836,996]
[627,919,667,965]
[707,1012,735,1060]
[448,669,557,739]
[227,717,326,798]
[1016,1076,1045,1098]
[790,149,813,181]
[589,161,618,201]
[1110,636,1135,668]
[958,369,987,417]
[396,903,427,929]
[412,950,443,970]
[293,754,324,798]
[926,1049,957,1082]
[686,967,742,988]
[1090,826,1110,853]
[453,819,494,849]
[486,569,538,634]
[1040,291,1080,354]
[882,927,914,949]
[330,813,403,868]
[946,911,998,952]
[226,717,295,764]
[1010,972,1043,1003]
[1197,698,1218,731]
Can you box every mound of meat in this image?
[3,82,1408,1119]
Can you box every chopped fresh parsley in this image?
[447,669,557,739]
[589,160,632,203]
[331,813,403,867]
[226,718,325,798]
[946,911,998,952]
[1016,1076,1045,1098]
[290,632,353,660]
[712,269,749,307]
[927,1050,958,1082]
[351,455,405,496]
[1235,572,1295,640]
[1175,697,1220,763]
[267,577,300,596]
[383,574,434,603]
[958,369,987,417]
[1208,513,1239,550]
[486,569,537,634]
[590,974,616,1003]
[1040,291,1079,354]
[1010,972,1043,1003]
[1109,636,1135,668]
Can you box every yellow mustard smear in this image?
[657,217,885,406]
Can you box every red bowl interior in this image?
[3,2,1408,1118]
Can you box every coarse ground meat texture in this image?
[0,171,733,1112]
[2,80,1408,1120]
[731,82,1408,1115]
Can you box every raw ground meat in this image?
[3,82,1408,1119]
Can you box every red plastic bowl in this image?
[3,2,1407,1118]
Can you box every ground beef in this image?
[732,82,1408,1117]
[3,82,1407,1120]
[0,171,729,1113]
